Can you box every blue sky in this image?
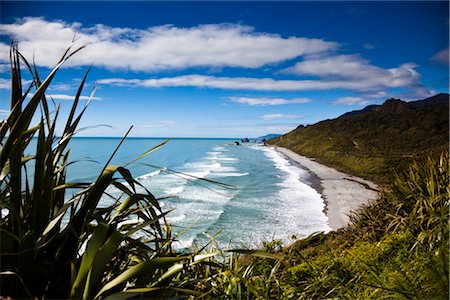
[0,1,448,137]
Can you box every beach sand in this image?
[274,146,379,230]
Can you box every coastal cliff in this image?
[269,93,449,183]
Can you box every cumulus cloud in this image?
[283,55,421,90]
[228,96,311,106]
[0,64,9,73]
[261,113,304,120]
[0,78,8,89]
[98,71,423,92]
[333,96,371,105]
[48,83,78,92]
[0,17,337,71]
[430,47,449,65]
[0,78,50,90]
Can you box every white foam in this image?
[210,172,249,178]
[173,237,194,249]
[138,169,163,180]
[183,162,221,171]
[182,186,232,204]
[216,157,238,161]
[164,186,185,195]
[167,213,186,223]
[216,166,237,172]
[259,147,332,237]
[178,171,210,179]
[262,148,309,179]
[213,146,226,151]
[207,151,221,155]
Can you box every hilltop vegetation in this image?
[183,152,448,298]
[269,94,449,183]
[1,45,448,299]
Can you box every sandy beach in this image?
[274,146,379,230]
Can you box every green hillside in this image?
[269,94,449,183]
[1,43,448,300]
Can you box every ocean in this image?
[63,137,331,249]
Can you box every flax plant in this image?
[0,44,213,299]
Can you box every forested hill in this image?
[269,93,449,183]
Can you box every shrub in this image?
[0,43,212,299]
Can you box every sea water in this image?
[60,138,331,249]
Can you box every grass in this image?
[269,97,448,183]
[1,43,448,299]
[0,43,214,299]
[176,152,448,299]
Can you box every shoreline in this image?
[273,146,379,231]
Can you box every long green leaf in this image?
[0,156,33,181]
[30,119,46,235]
[95,257,187,299]
[0,45,84,172]
[70,223,109,299]
[83,230,124,299]
[154,253,217,286]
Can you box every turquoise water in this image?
[62,138,331,248]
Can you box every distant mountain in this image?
[340,93,449,117]
[409,93,449,107]
[257,134,282,140]
[269,94,449,183]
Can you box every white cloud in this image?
[0,64,9,73]
[0,18,337,71]
[50,93,101,101]
[333,96,371,105]
[430,47,449,66]
[27,92,101,101]
[364,91,388,98]
[261,113,304,120]
[0,109,9,116]
[0,78,8,89]
[48,83,77,92]
[0,78,41,90]
[228,96,311,106]
[98,71,424,92]
[363,43,374,50]
[283,55,421,90]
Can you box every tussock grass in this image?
[1,43,447,299]
[0,44,213,299]
[187,152,449,299]
[269,97,449,184]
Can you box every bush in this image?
[0,44,213,299]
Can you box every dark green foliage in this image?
[188,152,448,299]
[269,95,449,183]
[2,43,447,299]
[0,44,213,300]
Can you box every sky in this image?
[0,1,448,138]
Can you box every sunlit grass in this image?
[1,42,447,299]
[0,43,213,299]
